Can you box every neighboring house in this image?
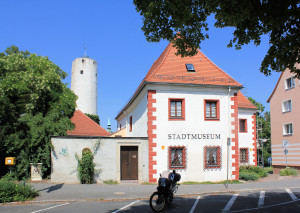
[115,43,257,183]
[51,110,149,183]
[267,65,300,173]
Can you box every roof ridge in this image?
[267,71,284,102]
[197,49,241,86]
[146,43,173,81]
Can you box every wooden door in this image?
[121,146,138,180]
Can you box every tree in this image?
[248,97,271,167]
[134,0,300,78]
[0,46,77,179]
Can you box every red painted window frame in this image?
[204,100,220,121]
[129,116,132,132]
[240,148,249,163]
[204,146,221,169]
[168,98,185,121]
[239,119,248,133]
[168,146,186,169]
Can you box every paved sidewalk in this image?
[30,176,300,202]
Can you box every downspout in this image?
[226,86,231,188]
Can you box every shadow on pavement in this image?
[37,183,64,193]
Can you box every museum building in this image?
[115,42,257,182]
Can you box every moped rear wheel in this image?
[149,192,166,212]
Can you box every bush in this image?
[280,167,298,176]
[76,151,95,184]
[0,173,18,182]
[239,165,267,181]
[239,172,259,181]
[0,180,38,203]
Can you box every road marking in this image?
[286,188,298,201]
[257,191,265,208]
[112,200,140,213]
[229,198,300,212]
[222,194,239,212]
[189,196,201,213]
[31,203,69,213]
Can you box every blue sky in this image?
[1,1,280,131]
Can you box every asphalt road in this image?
[1,187,300,213]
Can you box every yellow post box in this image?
[5,157,16,166]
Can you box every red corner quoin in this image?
[231,93,239,180]
[147,90,157,183]
[252,113,257,165]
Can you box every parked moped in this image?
[149,170,181,212]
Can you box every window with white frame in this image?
[283,123,293,135]
[282,99,292,113]
[285,77,295,89]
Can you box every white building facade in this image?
[115,43,257,183]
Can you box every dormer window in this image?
[186,64,195,72]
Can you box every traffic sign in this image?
[284,149,288,155]
[282,140,289,148]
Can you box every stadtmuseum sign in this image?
[168,134,221,140]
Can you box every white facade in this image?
[71,57,98,115]
[51,137,149,183]
[116,84,257,182]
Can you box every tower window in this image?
[186,64,195,72]
[82,59,85,63]
[80,70,84,74]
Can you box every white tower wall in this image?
[71,57,97,115]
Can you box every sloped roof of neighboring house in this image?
[267,72,284,103]
[237,91,257,109]
[116,42,243,119]
[67,110,110,136]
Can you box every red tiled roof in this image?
[237,91,257,109]
[145,43,242,86]
[67,110,110,136]
[116,42,242,119]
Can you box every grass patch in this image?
[280,167,298,176]
[239,165,268,181]
[142,182,157,185]
[264,167,273,174]
[103,179,118,184]
[182,180,241,185]
[0,180,38,203]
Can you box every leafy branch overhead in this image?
[134,0,300,77]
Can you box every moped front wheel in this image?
[149,192,166,212]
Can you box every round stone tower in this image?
[71,57,98,115]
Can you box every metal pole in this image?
[286,152,287,168]
[260,109,263,168]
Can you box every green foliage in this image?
[280,167,299,176]
[248,97,271,167]
[0,173,18,182]
[134,1,300,77]
[0,180,38,203]
[239,165,268,181]
[76,150,96,184]
[85,113,100,125]
[103,179,118,184]
[182,180,241,184]
[0,46,77,179]
[239,172,259,181]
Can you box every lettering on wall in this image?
[168,134,221,140]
